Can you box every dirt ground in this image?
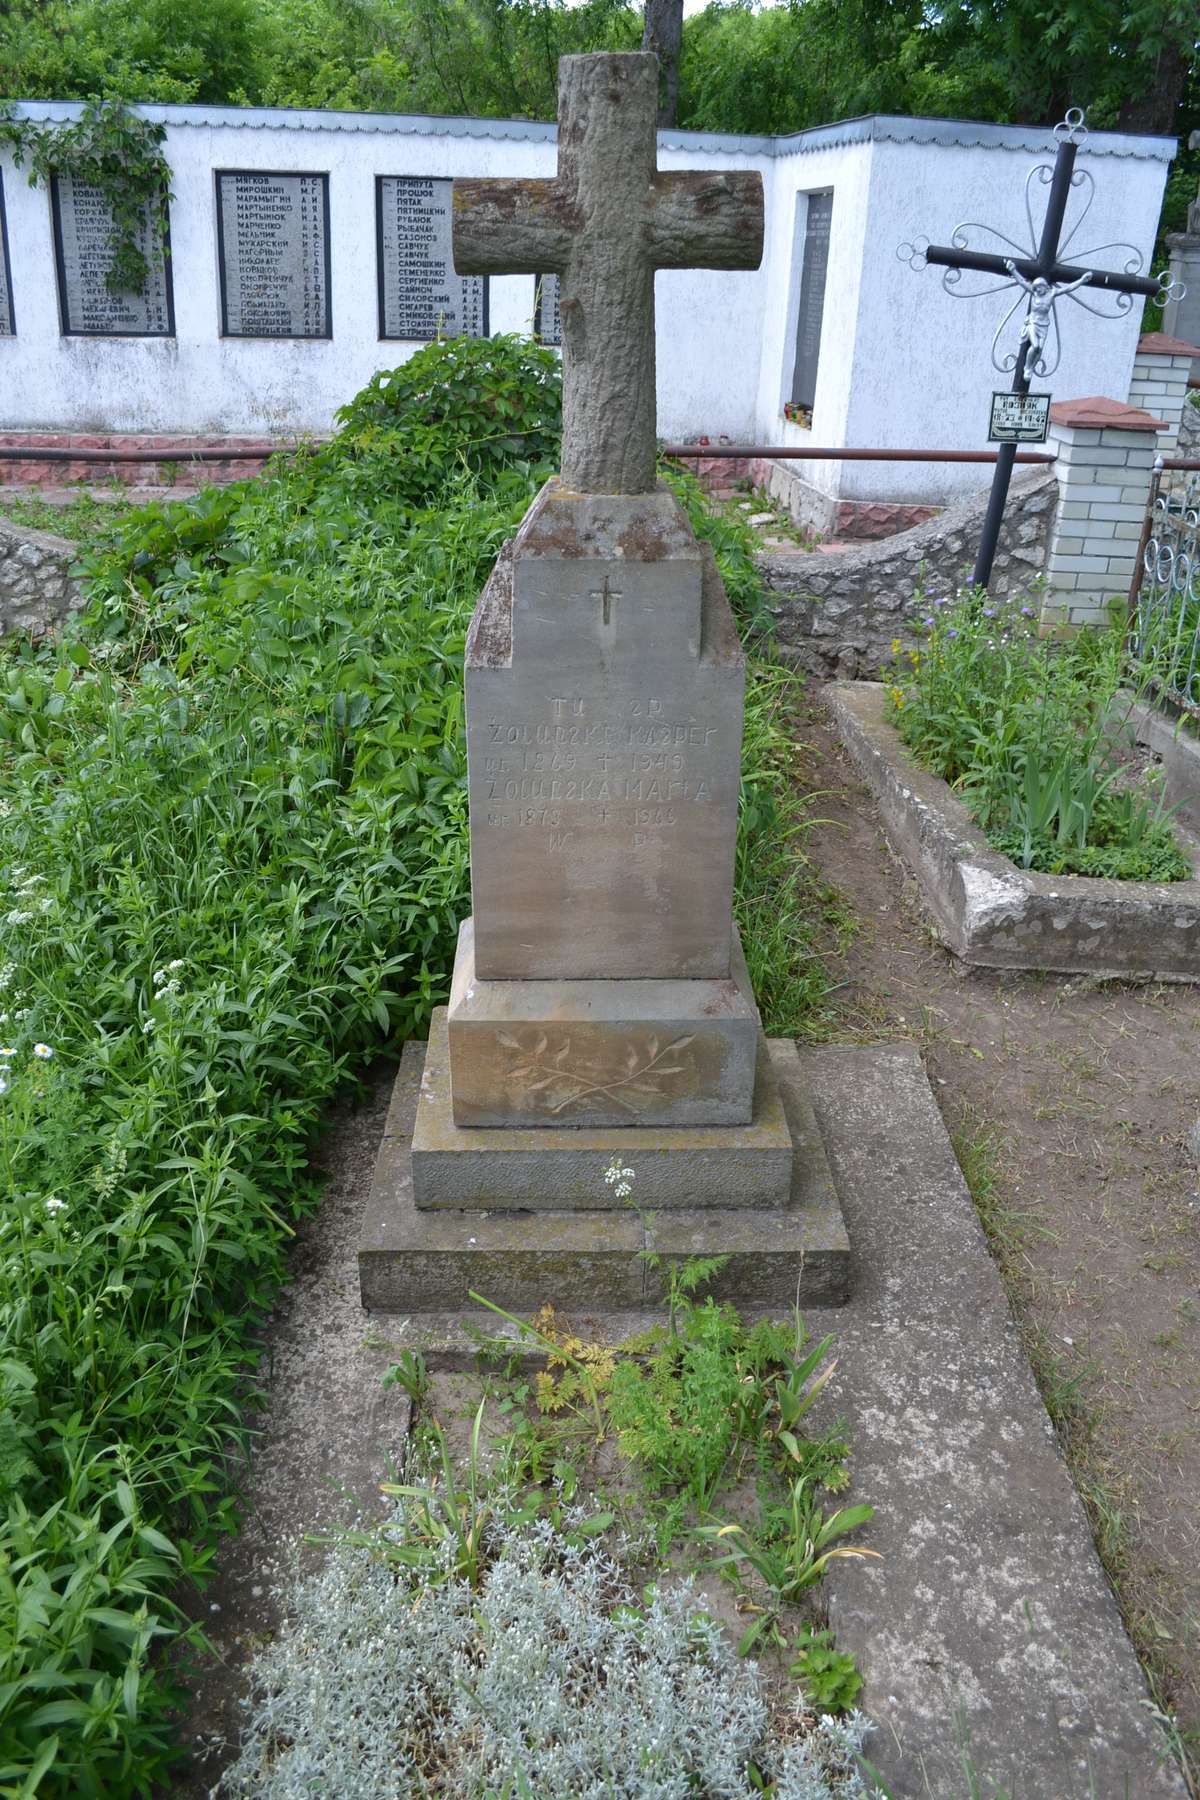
[793,689,1200,1773]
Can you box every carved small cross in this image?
[453,53,763,495]
[592,575,621,625]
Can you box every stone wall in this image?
[0,514,83,635]
[758,470,1055,679]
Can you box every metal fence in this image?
[1129,461,1200,714]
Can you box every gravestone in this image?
[51,173,173,336]
[376,176,488,340]
[361,52,851,1316]
[0,173,12,336]
[789,190,832,412]
[216,171,330,338]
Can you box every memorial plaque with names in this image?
[376,176,488,341]
[216,171,331,339]
[0,173,13,336]
[533,272,561,346]
[989,389,1051,443]
[789,190,832,412]
[51,172,173,337]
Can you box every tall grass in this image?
[0,340,832,1793]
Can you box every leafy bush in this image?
[0,333,840,1792]
[886,592,1190,883]
[0,337,559,1794]
[219,1483,878,1800]
[334,330,562,507]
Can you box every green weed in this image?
[886,591,1190,882]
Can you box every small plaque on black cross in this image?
[376,176,488,341]
[51,172,173,337]
[216,171,331,339]
[988,391,1051,443]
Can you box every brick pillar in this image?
[1126,332,1199,451]
[1042,397,1165,628]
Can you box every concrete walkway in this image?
[803,1042,1185,1798]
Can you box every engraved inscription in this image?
[217,172,329,339]
[479,694,716,835]
[52,173,172,336]
[496,1029,696,1116]
[378,176,487,341]
[0,173,13,337]
[533,272,561,345]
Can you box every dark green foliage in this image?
[0,338,557,1795]
[0,334,846,1791]
[0,99,171,296]
[789,1627,864,1716]
[334,332,563,500]
[886,592,1191,884]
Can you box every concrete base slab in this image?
[360,1036,850,1313]
[411,1006,794,1211]
[447,916,761,1128]
[829,681,1200,981]
[801,1043,1187,1798]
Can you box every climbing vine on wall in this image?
[0,98,172,295]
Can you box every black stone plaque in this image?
[533,273,560,346]
[51,172,173,337]
[376,176,488,341]
[216,171,331,339]
[0,172,13,337]
[789,191,832,412]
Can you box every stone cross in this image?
[452,53,763,495]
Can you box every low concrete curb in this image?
[805,1042,1185,1798]
[828,681,1200,980]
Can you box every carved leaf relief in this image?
[496,1030,698,1114]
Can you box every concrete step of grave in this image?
[360,1035,851,1312]
[407,1008,795,1211]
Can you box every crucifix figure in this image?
[1003,262,1095,367]
[453,53,763,496]
[899,109,1177,589]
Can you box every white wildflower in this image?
[45,1197,66,1215]
[32,1043,53,1060]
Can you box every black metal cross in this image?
[900,111,1172,589]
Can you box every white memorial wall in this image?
[0,102,1175,506]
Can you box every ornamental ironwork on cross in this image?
[899,108,1186,588]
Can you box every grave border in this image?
[214,167,333,342]
[374,173,489,343]
[49,172,175,339]
[828,679,1200,981]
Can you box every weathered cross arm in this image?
[647,173,764,269]
[452,180,575,274]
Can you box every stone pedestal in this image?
[446,917,761,1129]
[359,480,851,1316]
